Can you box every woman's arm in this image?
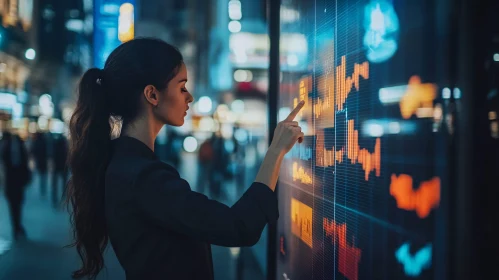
[255,100,305,190]
[135,101,305,247]
[135,165,277,247]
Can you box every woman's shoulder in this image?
[107,154,180,187]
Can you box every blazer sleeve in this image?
[134,164,279,247]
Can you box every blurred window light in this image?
[199,117,215,131]
[102,4,120,15]
[83,0,93,12]
[17,91,28,103]
[416,107,434,118]
[39,94,54,117]
[388,122,401,134]
[491,121,499,139]
[494,53,499,62]
[12,103,23,119]
[287,54,298,66]
[66,19,84,32]
[37,116,49,130]
[84,15,93,34]
[235,52,248,63]
[224,140,235,153]
[280,7,300,23]
[234,129,248,143]
[221,123,233,138]
[49,119,65,134]
[0,93,17,110]
[231,99,245,114]
[278,107,291,121]
[453,87,462,99]
[367,123,384,137]
[28,122,37,134]
[228,21,242,33]
[233,70,253,82]
[229,247,241,258]
[228,1,242,20]
[39,94,52,107]
[183,136,198,152]
[25,48,36,60]
[118,3,134,43]
[442,87,451,99]
[280,33,307,53]
[433,104,443,121]
[198,96,213,114]
[489,111,497,120]
[378,85,406,104]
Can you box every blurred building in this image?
[0,0,36,134]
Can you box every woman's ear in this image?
[143,85,159,107]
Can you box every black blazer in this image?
[105,136,278,279]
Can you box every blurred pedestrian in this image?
[165,128,181,168]
[196,134,214,194]
[31,132,48,196]
[1,131,31,241]
[51,133,68,208]
[65,38,304,280]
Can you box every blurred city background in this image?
[0,0,498,279]
[0,0,281,279]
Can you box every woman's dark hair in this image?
[65,38,183,279]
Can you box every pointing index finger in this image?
[286,100,305,121]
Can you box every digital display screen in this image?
[276,0,451,279]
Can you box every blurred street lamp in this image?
[198,96,213,114]
[183,136,198,152]
[25,48,36,60]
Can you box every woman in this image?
[66,38,304,280]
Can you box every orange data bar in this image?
[291,198,313,248]
[389,174,441,218]
[323,218,361,280]
[316,121,381,181]
[316,129,345,168]
[347,120,381,181]
[336,56,369,111]
[292,162,313,184]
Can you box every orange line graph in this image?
[347,120,381,181]
[316,120,381,181]
[291,198,313,248]
[336,56,369,110]
[389,174,441,218]
[293,76,313,119]
[292,162,313,184]
[295,45,369,122]
[399,76,437,119]
[323,218,361,280]
[316,129,345,167]
[315,75,335,122]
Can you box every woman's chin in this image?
[171,119,184,127]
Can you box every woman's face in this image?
[156,63,194,126]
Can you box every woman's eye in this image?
[181,88,188,92]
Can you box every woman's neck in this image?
[121,116,162,152]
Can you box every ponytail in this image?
[66,68,112,279]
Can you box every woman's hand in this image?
[269,101,305,155]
